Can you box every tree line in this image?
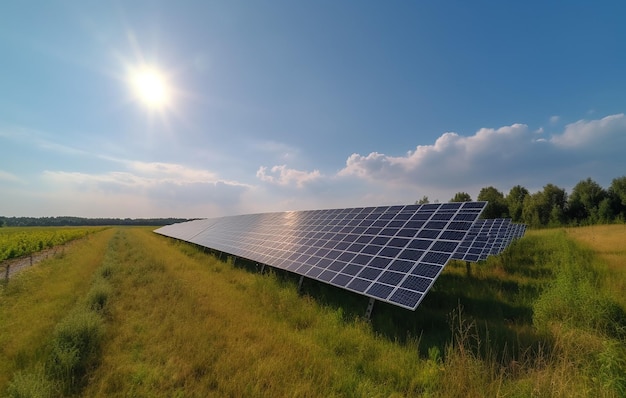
[0,216,191,227]
[421,175,626,228]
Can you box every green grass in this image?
[2,229,121,397]
[1,225,625,397]
[0,228,115,389]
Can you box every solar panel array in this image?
[452,218,527,262]
[155,202,487,310]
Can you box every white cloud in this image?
[127,160,219,182]
[550,113,626,149]
[549,115,560,124]
[256,165,321,187]
[0,170,25,184]
[40,158,252,217]
[337,113,626,196]
[339,123,532,186]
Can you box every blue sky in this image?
[1,1,625,218]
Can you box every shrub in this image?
[48,309,104,392]
[99,263,113,279]
[5,368,55,398]
[86,279,112,313]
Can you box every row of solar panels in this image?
[154,202,526,311]
[452,218,527,263]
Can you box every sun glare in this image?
[130,67,171,109]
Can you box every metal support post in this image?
[297,275,305,293]
[365,297,376,320]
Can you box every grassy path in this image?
[84,228,431,397]
[0,228,115,390]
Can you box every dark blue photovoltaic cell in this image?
[342,264,362,276]
[319,270,336,282]
[348,277,371,292]
[401,275,431,292]
[378,271,404,285]
[306,267,323,277]
[154,202,486,310]
[411,263,440,278]
[358,267,383,280]
[389,259,414,273]
[367,283,395,299]
[332,273,352,287]
[390,289,422,308]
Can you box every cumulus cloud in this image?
[549,115,560,124]
[256,165,321,187]
[550,113,626,149]
[337,113,626,194]
[339,123,533,187]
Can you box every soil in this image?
[1,243,74,280]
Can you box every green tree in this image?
[450,192,472,202]
[477,186,509,219]
[597,197,614,223]
[522,184,567,227]
[608,176,626,221]
[506,185,529,222]
[415,196,430,205]
[568,178,607,224]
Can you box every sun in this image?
[129,66,171,110]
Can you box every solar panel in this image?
[486,218,512,255]
[501,222,525,250]
[452,218,527,262]
[452,219,490,262]
[155,202,487,310]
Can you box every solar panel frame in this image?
[155,202,487,310]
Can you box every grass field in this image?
[1,225,625,397]
[565,224,626,308]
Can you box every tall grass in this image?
[0,228,115,391]
[533,231,626,337]
[81,228,440,397]
[2,225,625,396]
[2,229,121,397]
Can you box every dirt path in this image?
[1,242,75,279]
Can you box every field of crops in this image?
[0,227,105,262]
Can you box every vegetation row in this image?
[0,217,190,228]
[0,227,105,262]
